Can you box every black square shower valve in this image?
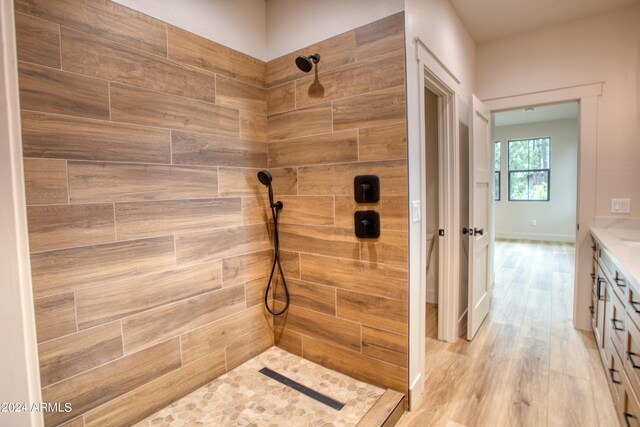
[354,211,380,239]
[354,175,380,203]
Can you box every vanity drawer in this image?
[629,286,640,332]
[606,334,624,408]
[621,372,640,427]
[601,248,628,301]
[626,314,640,400]
[610,285,628,357]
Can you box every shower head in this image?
[257,170,281,209]
[295,54,320,73]
[257,170,273,187]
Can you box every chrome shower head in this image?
[295,54,320,73]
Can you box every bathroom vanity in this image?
[590,222,640,426]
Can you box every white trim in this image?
[415,38,462,87]
[484,83,602,110]
[484,82,602,331]
[408,36,462,407]
[0,2,43,425]
[415,36,462,345]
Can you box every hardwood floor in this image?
[398,240,618,427]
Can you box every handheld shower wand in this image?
[257,170,289,316]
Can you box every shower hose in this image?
[264,202,290,316]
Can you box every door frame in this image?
[415,38,462,345]
[409,37,463,403]
[0,2,44,425]
[483,82,602,332]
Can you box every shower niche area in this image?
[14,0,409,425]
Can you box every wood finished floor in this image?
[398,240,619,427]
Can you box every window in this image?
[494,142,501,201]
[508,137,550,201]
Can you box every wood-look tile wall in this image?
[14,0,274,425]
[266,12,409,393]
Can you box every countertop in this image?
[591,225,640,290]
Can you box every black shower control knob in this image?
[354,211,380,238]
[354,175,380,203]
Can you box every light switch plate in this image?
[612,199,621,212]
[611,198,631,213]
[412,200,421,223]
[620,199,631,213]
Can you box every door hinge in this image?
[439,229,445,236]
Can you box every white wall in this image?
[112,0,268,61]
[405,0,476,400]
[476,3,640,218]
[494,118,578,242]
[0,2,43,425]
[266,0,404,60]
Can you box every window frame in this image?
[507,137,551,202]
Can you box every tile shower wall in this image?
[15,0,280,425]
[266,13,409,393]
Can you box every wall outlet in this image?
[412,200,421,223]
[611,198,631,213]
[531,219,537,226]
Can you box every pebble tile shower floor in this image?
[135,347,385,426]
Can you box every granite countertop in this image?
[591,224,640,291]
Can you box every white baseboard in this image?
[495,231,575,243]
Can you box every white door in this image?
[467,95,492,340]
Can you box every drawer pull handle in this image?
[631,301,640,314]
[597,279,605,301]
[628,352,640,369]
[624,412,637,427]
[611,318,625,331]
[609,367,622,384]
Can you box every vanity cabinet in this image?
[591,232,640,426]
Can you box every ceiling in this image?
[450,0,640,42]
[494,102,578,127]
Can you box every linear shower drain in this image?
[259,367,345,410]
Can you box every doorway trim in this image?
[483,82,602,332]
[415,38,462,345]
[0,1,44,426]
[409,36,463,404]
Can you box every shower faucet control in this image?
[354,211,380,238]
[354,175,380,203]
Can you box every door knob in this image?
[462,227,473,235]
[474,228,485,236]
